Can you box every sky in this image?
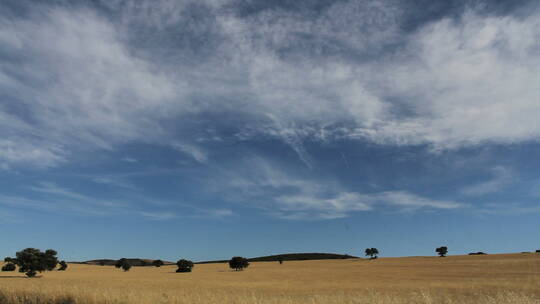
[1,0,540,262]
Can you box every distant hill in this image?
[196,253,358,264]
[80,253,357,266]
[83,258,174,266]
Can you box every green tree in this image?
[6,248,59,277]
[229,256,249,271]
[44,249,59,270]
[1,263,16,271]
[58,261,68,271]
[436,246,448,257]
[121,261,132,272]
[365,248,379,259]
[176,259,194,273]
[115,258,127,269]
[153,260,164,267]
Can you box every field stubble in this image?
[1,253,539,303]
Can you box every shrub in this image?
[115,258,127,269]
[436,246,448,257]
[1,263,16,271]
[6,248,60,277]
[229,256,249,271]
[176,259,194,272]
[58,261,68,271]
[153,260,164,267]
[121,261,132,272]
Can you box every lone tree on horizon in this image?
[5,248,59,277]
[436,246,448,257]
[176,259,194,273]
[58,261,68,271]
[153,259,164,267]
[365,248,379,259]
[229,256,249,271]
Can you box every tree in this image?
[58,261,68,271]
[121,261,132,272]
[229,256,249,271]
[365,248,379,259]
[44,249,59,270]
[115,258,127,269]
[6,248,60,277]
[436,246,448,257]
[153,260,164,267]
[176,259,194,273]
[1,263,16,271]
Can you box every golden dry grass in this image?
[1,253,540,303]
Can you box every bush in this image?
[229,256,249,271]
[58,261,68,271]
[153,260,164,267]
[176,259,194,272]
[121,261,132,272]
[6,248,60,277]
[115,258,127,269]
[1,263,16,272]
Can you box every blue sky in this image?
[1,0,540,262]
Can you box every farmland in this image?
[1,253,539,303]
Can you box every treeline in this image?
[4,246,537,278]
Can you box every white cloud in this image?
[172,143,208,163]
[359,11,540,148]
[370,191,464,210]
[92,177,135,190]
[0,7,181,167]
[461,166,514,196]
[3,2,540,170]
[139,211,177,220]
[220,158,465,220]
[140,208,233,220]
[121,157,138,163]
[0,139,66,169]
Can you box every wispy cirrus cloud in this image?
[461,166,514,196]
[1,1,540,170]
[218,158,465,220]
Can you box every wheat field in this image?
[1,253,539,304]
